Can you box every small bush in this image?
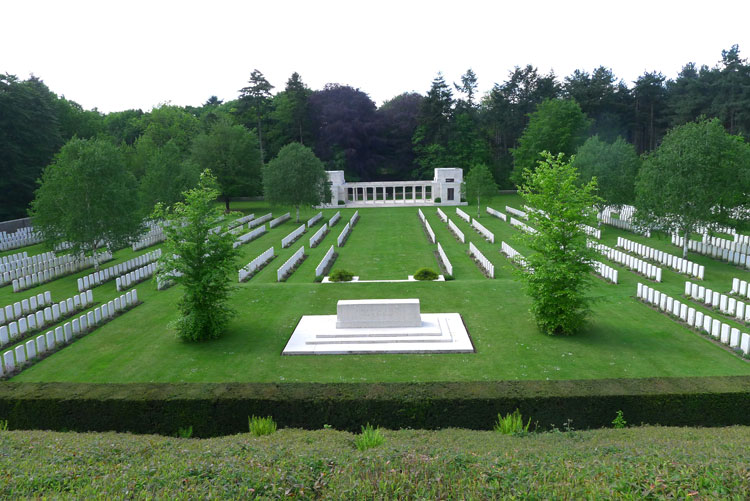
[177,425,193,438]
[434,197,442,203]
[338,200,346,205]
[329,269,354,282]
[355,423,385,451]
[249,415,277,436]
[612,410,627,429]
[414,268,439,281]
[494,409,531,435]
[313,275,324,283]
[444,274,455,281]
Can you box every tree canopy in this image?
[634,117,750,257]
[30,137,142,266]
[510,98,591,184]
[190,120,262,211]
[263,143,329,222]
[572,135,640,213]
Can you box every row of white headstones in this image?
[78,249,161,292]
[637,283,750,355]
[0,290,141,377]
[1,291,93,348]
[12,251,113,292]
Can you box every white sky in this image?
[2,0,748,113]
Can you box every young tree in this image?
[263,143,329,222]
[635,117,750,257]
[138,139,200,213]
[153,170,239,342]
[510,98,591,184]
[190,119,262,211]
[572,136,640,218]
[462,163,498,218]
[515,152,601,336]
[30,137,142,267]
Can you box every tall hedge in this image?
[0,377,748,437]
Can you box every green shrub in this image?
[494,409,531,435]
[0,419,7,431]
[329,269,354,282]
[354,423,385,451]
[338,200,346,205]
[612,410,626,429]
[444,274,455,281]
[313,275,324,283]
[414,268,439,281]
[434,197,441,203]
[249,415,277,436]
[177,425,193,438]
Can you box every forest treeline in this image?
[2,45,749,220]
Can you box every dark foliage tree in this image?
[309,84,383,180]
[237,69,274,165]
[0,74,63,220]
[413,73,455,177]
[376,92,423,179]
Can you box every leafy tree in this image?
[563,67,631,142]
[713,45,750,136]
[263,143,329,222]
[153,171,239,342]
[511,99,591,184]
[30,137,142,267]
[238,69,274,164]
[455,68,478,109]
[572,136,640,216]
[103,109,145,146]
[635,117,750,257]
[462,163,498,218]
[136,104,200,156]
[138,139,200,213]
[190,119,262,211]
[515,152,601,336]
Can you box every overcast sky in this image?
[3,0,749,113]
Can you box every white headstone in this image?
[14,345,26,365]
[36,335,46,355]
[54,326,64,344]
[3,351,15,372]
[45,331,55,350]
[25,339,36,360]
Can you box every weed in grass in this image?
[177,426,193,438]
[355,423,385,451]
[612,410,627,429]
[494,409,531,436]
[248,415,277,436]
[0,420,7,431]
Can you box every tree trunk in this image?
[296,205,300,223]
[477,197,480,219]
[225,195,230,213]
[257,117,264,166]
[682,227,690,258]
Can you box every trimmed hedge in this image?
[0,377,748,437]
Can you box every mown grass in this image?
[0,426,747,498]
[2,195,750,383]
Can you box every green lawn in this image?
[3,195,750,383]
[1,426,749,498]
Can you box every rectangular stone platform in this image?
[282,313,474,355]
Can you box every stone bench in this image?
[336,299,421,329]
